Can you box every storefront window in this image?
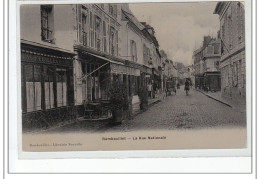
[87,64,92,101]
[82,62,87,102]
[56,69,67,107]
[25,65,42,112]
[44,66,55,109]
[100,66,110,100]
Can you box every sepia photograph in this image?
[19,1,249,153]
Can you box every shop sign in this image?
[21,51,73,67]
[110,63,127,74]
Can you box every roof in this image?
[122,10,145,31]
[213,2,228,15]
[193,46,204,56]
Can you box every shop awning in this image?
[87,53,124,65]
[81,53,125,80]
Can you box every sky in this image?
[129,2,220,66]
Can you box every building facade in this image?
[193,36,221,91]
[202,39,221,91]
[120,4,162,103]
[20,5,77,129]
[214,2,246,102]
[20,3,166,129]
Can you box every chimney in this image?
[203,36,212,47]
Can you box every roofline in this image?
[213,2,222,14]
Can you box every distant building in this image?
[193,36,221,91]
[202,39,221,91]
[120,4,162,107]
[214,2,246,102]
[187,65,195,86]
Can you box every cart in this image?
[166,80,176,96]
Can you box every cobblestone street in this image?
[44,86,246,134]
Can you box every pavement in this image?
[132,92,165,117]
[195,88,246,112]
[35,85,247,134]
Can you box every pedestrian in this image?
[153,82,157,98]
[184,78,190,96]
[147,83,152,98]
[177,83,180,89]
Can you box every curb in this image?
[195,89,233,108]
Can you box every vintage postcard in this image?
[17,0,251,158]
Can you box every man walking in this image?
[184,79,190,96]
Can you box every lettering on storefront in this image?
[21,51,73,67]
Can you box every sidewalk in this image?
[195,89,246,112]
[132,92,164,117]
[148,92,165,106]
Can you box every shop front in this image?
[21,43,75,130]
[75,46,131,119]
[152,68,161,94]
[142,65,152,86]
[195,75,204,89]
[204,72,221,91]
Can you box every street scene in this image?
[20,2,247,150]
[43,85,246,133]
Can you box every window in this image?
[90,12,94,47]
[101,4,104,9]
[115,31,118,55]
[109,26,116,55]
[214,43,220,54]
[102,21,107,52]
[143,44,148,65]
[95,16,101,51]
[130,40,137,62]
[56,69,67,107]
[82,62,87,101]
[41,5,54,42]
[82,14,88,46]
[44,66,55,109]
[206,46,214,55]
[87,64,92,101]
[24,65,42,112]
[21,62,72,113]
[114,5,117,18]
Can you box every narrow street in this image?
[45,86,246,134]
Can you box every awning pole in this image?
[81,62,110,80]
